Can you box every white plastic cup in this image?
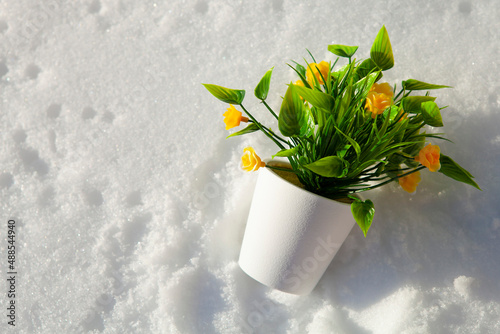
[238,167,356,295]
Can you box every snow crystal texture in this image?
[0,0,499,333]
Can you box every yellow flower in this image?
[399,171,421,193]
[294,79,305,87]
[365,82,394,118]
[223,105,249,130]
[306,61,330,85]
[371,82,393,96]
[294,80,305,100]
[241,147,265,172]
[415,143,441,172]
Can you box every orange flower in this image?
[399,171,421,193]
[241,147,265,172]
[399,112,408,122]
[365,82,394,118]
[306,61,330,85]
[223,105,249,130]
[415,143,441,172]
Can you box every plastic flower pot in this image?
[238,166,356,295]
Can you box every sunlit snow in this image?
[0,0,499,333]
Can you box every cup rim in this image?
[261,167,354,206]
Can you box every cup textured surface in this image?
[238,167,355,295]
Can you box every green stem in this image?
[360,162,385,174]
[240,104,286,150]
[352,165,426,193]
[258,123,290,146]
[266,165,297,173]
[394,87,405,101]
[359,166,416,180]
[262,100,279,120]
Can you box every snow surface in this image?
[1,0,499,333]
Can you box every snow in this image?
[0,0,499,333]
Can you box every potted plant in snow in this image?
[203,26,480,295]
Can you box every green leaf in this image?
[278,84,304,137]
[272,146,299,158]
[384,161,401,178]
[370,26,394,71]
[347,159,381,178]
[334,126,361,158]
[403,139,425,157]
[351,199,375,237]
[254,67,273,101]
[404,158,420,168]
[338,81,353,122]
[439,154,480,190]
[402,79,451,91]
[304,156,345,178]
[295,63,306,77]
[401,96,436,113]
[420,101,443,127]
[354,58,383,81]
[328,44,359,58]
[384,105,400,122]
[287,63,311,89]
[331,64,350,81]
[202,84,245,105]
[374,162,386,176]
[226,123,259,138]
[378,103,392,137]
[300,106,316,137]
[294,84,335,111]
[336,144,351,158]
[354,71,380,99]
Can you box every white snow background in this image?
[1,0,499,333]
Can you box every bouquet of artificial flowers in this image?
[204,26,479,236]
